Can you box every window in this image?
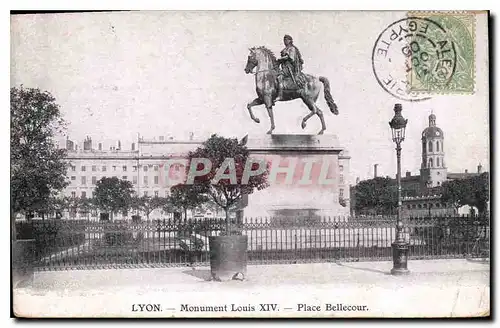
[143,166,148,172]
[154,165,159,171]
[92,165,97,172]
[102,166,107,172]
[412,204,416,209]
[339,165,344,172]
[144,176,148,185]
[436,203,441,208]
[154,191,159,197]
[436,141,440,152]
[428,141,433,152]
[339,174,344,184]
[71,176,76,181]
[133,166,137,172]
[81,165,86,172]
[339,188,344,198]
[428,158,433,168]
[71,191,76,198]
[81,191,86,198]
[423,204,427,208]
[418,204,422,209]
[113,166,117,171]
[133,176,137,184]
[144,191,148,197]
[407,205,411,209]
[154,176,159,184]
[422,141,426,153]
[437,181,441,186]
[123,165,127,172]
[81,176,87,185]
[122,176,127,180]
[92,176,97,185]
[437,158,440,167]
[71,165,76,172]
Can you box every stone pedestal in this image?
[243,134,350,221]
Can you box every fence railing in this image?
[15,215,490,270]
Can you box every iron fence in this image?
[14,214,490,271]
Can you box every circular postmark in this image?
[372,17,457,102]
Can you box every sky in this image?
[10,11,490,184]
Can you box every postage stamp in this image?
[10,10,490,319]
[372,11,476,100]
[407,11,476,94]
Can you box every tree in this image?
[11,86,69,239]
[353,177,398,215]
[441,172,490,215]
[46,196,71,219]
[76,197,98,220]
[184,134,269,234]
[93,177,134,221]
[131,196,170,220]
[167,184,209,221]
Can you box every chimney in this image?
[117,140,121,150]
[189,132,194,141]
[98,143,102,151]
[465,169,468,174]
[355,177,360,184]
[477,163,482,173]
[66,139,74,151]
[83,136,92,151]
[406,171,411,178]
[131,143,135,151]
[373,164,378,179]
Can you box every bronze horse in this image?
[244,46,338,135]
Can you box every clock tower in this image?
[420,113,447,190]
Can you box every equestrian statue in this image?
[244,34,338,135]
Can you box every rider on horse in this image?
[276,34,306,102]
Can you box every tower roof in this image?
[422,113,443,138]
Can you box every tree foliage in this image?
[131,196,170,219]
[167,184,209,220]
[353,177,398,215]
[93,177,134,219]
[441,172,490,215]
[11,86,69,216]
[183,134,270,233]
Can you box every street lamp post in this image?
[389,104,410,275]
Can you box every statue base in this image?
[242,134,350,222]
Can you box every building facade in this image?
[401,194,456,218]
[63,135,350,220]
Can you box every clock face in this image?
[435,131,440,136]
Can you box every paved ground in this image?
[13,259,490,318]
